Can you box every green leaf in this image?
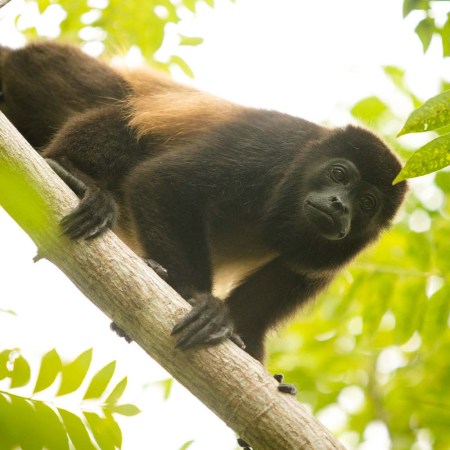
[415,17,435,53]
[384,66,406,90]
[398,90,450,136]
[83,361,116,400]
[108,404,141,416]
[394,133,450,182]
[162,377,173,400]
[0,349,13,380]
[0,394,15,448]
[169,55,194,78]
[34,402,70,450]
[84,412,119,450]
[3,394,42,449]
[34,349,62,394]
[183,0,197,12]
[351,96,389,126]
[179,440,195,450]
[435,171,450,193]
[58,408,97,450]
[105,376,127,405]
[179,34,204,46]
[403,0,429,18]
[10,355,31,388]
[441,13,450,57]
[383,66,421,108]
[57,349,93,396]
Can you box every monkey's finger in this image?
[61,208,112,240]
[60,208,99,238]
[237,438,251,449]
[174,315,214,349]
[171,302,208,336]
[84,218,112,240]
[201,326,233,346]
[144,258,169,280]
[230,333,246,349]
[278,383,297,395]
[176,316,230,350]
[176,328,222,350]
[274,373,284,383]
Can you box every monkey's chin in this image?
[304,201,348,241]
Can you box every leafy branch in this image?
[0,348,139,449]
[395,90,450,183]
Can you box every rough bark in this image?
[0,111,345,450]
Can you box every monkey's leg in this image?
[0,42,126,148]
[42,105,142,240]
[126,155,244,350]
[226,259,329,393]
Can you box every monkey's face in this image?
[303,158,383,241]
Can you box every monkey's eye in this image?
[360,194,377,213]
[330,166,347,184]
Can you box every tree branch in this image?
[0,111,345,450]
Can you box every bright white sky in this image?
[0,1,449,449]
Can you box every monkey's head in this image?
[301,125,407,245]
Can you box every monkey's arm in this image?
[125,152,249,350]
[226,258,331,362]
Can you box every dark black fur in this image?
[0,41,407,363]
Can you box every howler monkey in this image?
[0,41,407,364]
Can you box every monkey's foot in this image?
[110,322,132,343]
[60,187,118,240]
[171,293,245,350]
[144,258,168,280]
[237,437,251,449]
[274,373,297,395]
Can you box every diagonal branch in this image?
[0,111,344,450]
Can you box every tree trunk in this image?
[0,111,345,450]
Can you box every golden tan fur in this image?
[121,68,240,141]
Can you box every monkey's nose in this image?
[329,196,349,214]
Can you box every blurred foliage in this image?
[403,0,450,56]
[13,0,233,75]
[178,441,194,450]
[0,348,139,449]
[3,1,450,449]
[269,65,450,450]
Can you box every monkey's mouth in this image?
[304,201,348,240]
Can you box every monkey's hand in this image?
[172,294,245,350]
[46,158,118,240]
[61,187,118,240]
